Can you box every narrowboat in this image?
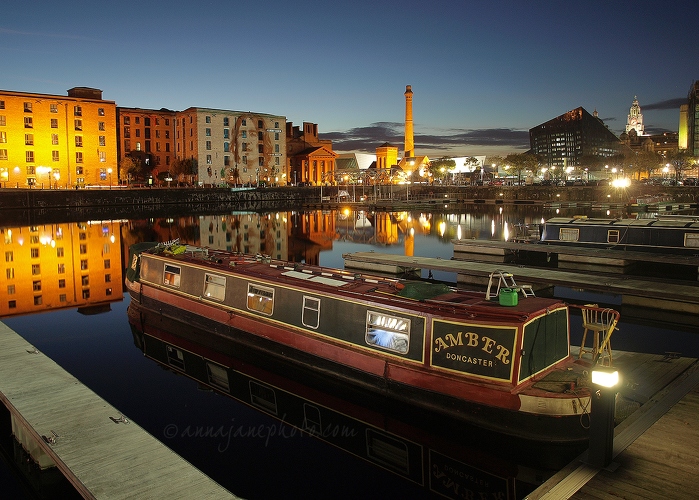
[540,216,699,254]
[127,303,561,497]
[125,241,607,444]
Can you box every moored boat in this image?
[540,215,699,254]
[125,240,614,444]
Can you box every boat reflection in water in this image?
[128,303,574,499]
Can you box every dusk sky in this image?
[3,1,697,157]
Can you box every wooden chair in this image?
[579,304,618,366]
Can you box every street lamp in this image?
[53,171,60,189]
[107,168,113,189]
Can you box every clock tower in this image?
[625,96,645,136]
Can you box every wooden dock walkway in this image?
[342,252,699,314]
[0,322,239,499]
[526,353,699,500]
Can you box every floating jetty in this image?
[0,322,238,499]
[343,251,699,314]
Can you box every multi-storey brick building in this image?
[0,87,117,188]
[175,108,286,186]
[116,107,177,183]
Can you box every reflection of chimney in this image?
[404,85,414,158]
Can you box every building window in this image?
[24,117,33,128]
[224,155,230,166]
[7,284,14,294]
[224,142,229,152]
[5,251,12,262]
[257,120,263,128]
[242,143,247,151]
[0,116,5,126]
[52,151,59,162]
[80,259,88,270]
[98,108,105,116]
[73,105,82,116]
[32,264,40,275]
[99,151,106,162]
[82,289,90,299]
[223,117,229,126]
[206,116,211,123]
[75,136,83,147]
[135,129,140,137]
[74,119,82,131]
[242,131,247,138]
[50,104,57,113]
[58,278,65,287]
[26,151,34,163]
[99,136,105,146]
[6,268,14,279]
[206,141,211,150]
[49,118,58,128]
[58,263,65,274]
[31,247,39,258]
[206,128,211,136]
[206,154,212,164]
[135,117,140,124]
[105,274,111,283]
[223,128,229,139]
[52,134,59,145]
[24,102,32,112]
[99,121,105,131]
[76,152,83,163]
[79,244,87,254]
[59,294,66,302]
[33,280,41,291]
[81,275,89,286]
[34,296,42,306]
[25,134,33,145]
[258,131,263,140]
[8,300,16,309]
[0,149,7,160]
[258,157,264,167]
[0,132,5,143]
[123,116,130,125]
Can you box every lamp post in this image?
[587,368,619,469]
[53,171,60,189]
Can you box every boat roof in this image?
[545,217,699,229]
[141,244,564,323]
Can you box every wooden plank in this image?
[0,321,239,499]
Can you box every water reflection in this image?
[127,300,563,499]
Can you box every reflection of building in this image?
[286,122,336,185]
[529,107,621,168]
[116,107,177,180]
[175,108,286,186]
[199,213,289,261]
[0,221,122,317]
[288,211,335,264]
[0,87,117,188]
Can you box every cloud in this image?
[321,122,529,154]
[642,98,685,111]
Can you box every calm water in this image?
[1,204,698,499]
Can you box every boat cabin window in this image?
[365,311,410,354]
[249,381,277,415]
[302,404,322,435]
[206,362,230,392]
[686,233,699,248]
[203,273,226,301]
[302,296,320,329]
[247,283,274,315]
[166,345,185,371]
[163,264,181,287]
[607,230,620,243]
[559,228,579,242]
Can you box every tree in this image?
[428,157,456,184]
[119,156,138,184]
[667,150,696,181]
[503,153,538,184]
[171,158,198,185]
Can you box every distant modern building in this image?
[0,87,117,188]
[116,107,176,182]
[286,122,336,185]
[681,81,699,156]
[529,107,621,169]
[174,108,286,186]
